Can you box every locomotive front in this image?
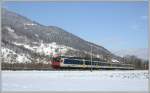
[51,57,61,69]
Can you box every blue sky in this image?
[2,1,148,52]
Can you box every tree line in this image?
[122,55,148,70]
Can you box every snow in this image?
[1,47,16,63]
[13,42,69,56]
[24,23,37,26]
[1,47,15,58]
[1,47,31,63]
[23,23,37,30]
[5,26,15,32]
[13,42,23,46]
[2,70,149,91]
[2,42,76,63]
[23,45,34,51]
[112,59,119,63]
[16,54,31,63]
[13,42,35,51]
[35,34,39,37]
[36,42,71,56]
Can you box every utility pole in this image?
[90,44,92,72]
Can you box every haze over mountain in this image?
[1,8,123,64]
[113,48,148,60]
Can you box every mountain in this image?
[1,8,121,68]
[113,48,148,60]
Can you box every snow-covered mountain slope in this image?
[1,8,121,64]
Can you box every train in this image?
[51,56,134,70]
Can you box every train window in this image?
[75,60,78,64]
[93,62,97,65]
[92,62,95,65]
[93,62,96,65]
[64,59,83,65]
[64,59,71,64]
[79,60,83,64]
[85,61,91,65]
[100,62,109,66]
[100,63,104,66]
[98,63,101,66]
[74,60,83,64]
[85,61,88,65]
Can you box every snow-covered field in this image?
[2,70,149,92]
